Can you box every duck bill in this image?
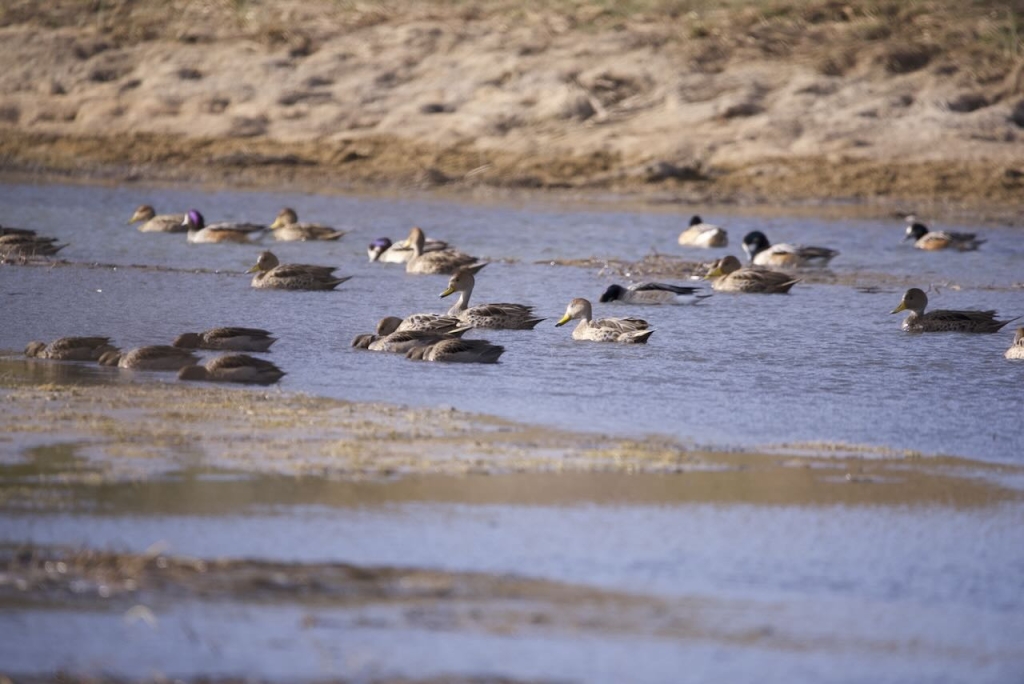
[439,285,456,298]
[245,265,260,274]
[704,266,724,279]
[555,314,571,327]
[890,302,907,314]
[269,217,284,230]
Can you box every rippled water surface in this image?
[3,181,1021,462]
[3,180,1024,683]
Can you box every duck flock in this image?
[10,206,1024,385]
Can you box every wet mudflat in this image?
[2,361,1024,683]
[2,180,1024,682]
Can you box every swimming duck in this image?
[352,317,470,353]
[741,231,838,268]
[600,282,712,305]
[368,235,449,263]
[25,336,118,361]
[891,288,1017,333]
[128,205,186,233]
[183,209,266,244]
[438,268,544,329]
[1005,328,1024,360]
[406,338,505,363]
[173,327,277,352]
[269,208,347,242]
[246,251,352,290]
[178,354,285,385]
[395,313,464,334]
[0,226,36,237]
[703,256,799,293]
[98,346,199,371]
[0,234,66,258]
[555,298,654,344]
[904,223,985,251]
[677,215,728,248]
[405,226,482,274]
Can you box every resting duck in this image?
[183,209,265,244]
[25,336,117,361]
[677,215,728,248]
[741,231,838,268]
[178,354,285,384]
[703,255,799,293]
[269,208,347,241]
[439,268,544,329]
[555,298,654,344]
[600,282,711,305]
[904,222,985,251]
[128,205,186,233]
[891,288,1017,333]
[406,338,505,363]
[246,251,352,290]
[173,327,277,352]
[98,346,198,371]
[368,234,449,263]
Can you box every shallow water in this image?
[3,178,1024,683]
[2,181,1022,462]
[2,458,1023,684]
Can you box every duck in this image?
[395,313,464,334]
[183,209,266,244]
[1006,328,1024,360]
[97,346,199,371]
[406,338,505,363]
[677,215,728,248]
[352,317,471,353]
[405,226,482,274]
[438,268,544,329]
[173,327,277,352]
[128,205,186,233]
[269,208,347,241]
[600,282,712,305]
[246,251,352,290]
[703,255,799,293]
[368,234,449,263]
[25,336,118,361]
[178,354,285,384]
[555,298,654,344]
[891,288,1017,333]
[0,234,66,258]
[741,231,838,268]
[904,222,985,251]
[1,226,36,237]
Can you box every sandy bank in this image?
[1,1,1023,211]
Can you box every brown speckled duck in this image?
[98,346,199,371]
[555,298,653,344]
[178,354,285,384]
[128,205,186,233]
[246,251,352,290]
[891,288,1017,333]
[269,208,347,242]
[703,256,799,294]
[173,327,277,352]
[25,337,118,361]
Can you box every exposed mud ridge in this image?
[2,357,1022,508]
[1,1,1023,211]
